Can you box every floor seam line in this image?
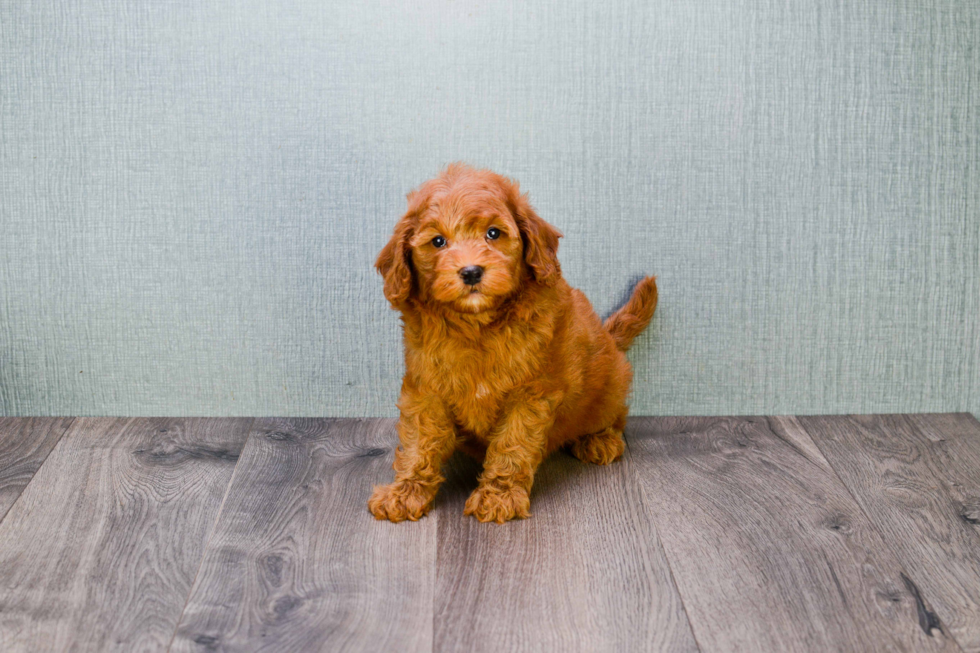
[794,415,968,653]
[0,416,77,527]
[623,421,706,653]
[164,416,257,653]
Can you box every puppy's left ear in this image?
[507,182,563,285]
[375,208,416,307]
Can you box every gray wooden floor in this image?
[0,415,978,652]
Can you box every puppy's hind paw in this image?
[570,427,625,465]
[463,485,531,523]
[368,481,434,522]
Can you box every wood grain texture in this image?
[797,413,980,652]
[0,417,251,653]
[434,449,698,653]
[170,418,436,653]
[0,417,73,523]
[627,416,958,652]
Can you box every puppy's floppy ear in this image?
[506,181,563,285]
[375,200,418,307]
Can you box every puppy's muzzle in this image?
[460,265,484,286]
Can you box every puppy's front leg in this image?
[464,386,560,523]
[368,389,455,522]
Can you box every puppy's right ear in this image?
[375,202,417,308]
[506,182,563,286]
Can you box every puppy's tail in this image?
[604,276,658,352]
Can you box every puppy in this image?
[369,163,658,523]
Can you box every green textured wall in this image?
[1,0,978,417]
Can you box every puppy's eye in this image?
[431,235,447,248]
[486,227,501,240]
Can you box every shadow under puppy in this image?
[370,163,658,523]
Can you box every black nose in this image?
[459,265,484,286]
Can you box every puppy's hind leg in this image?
[569,410,626,465]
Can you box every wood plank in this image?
[0,417,251,652]
[628,416,957,652]
[434,448,699,652]
[0,417,74,523]
[797,413,980,652]
[170,418,436,653]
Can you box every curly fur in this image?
[369,163,658,523]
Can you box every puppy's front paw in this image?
[463,485,531,523]
[368,481,434,522]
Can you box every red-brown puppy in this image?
[369,163,658,523]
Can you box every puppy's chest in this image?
[419,328,546,434]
